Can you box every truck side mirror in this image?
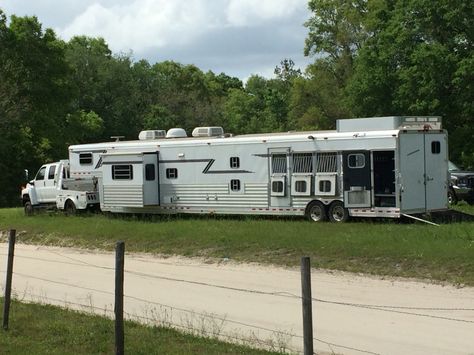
[29,180,35,186]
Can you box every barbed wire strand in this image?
[4,251,474,313]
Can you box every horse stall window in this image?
[112,165,133,180]
[315,153,337,173]
[272,154,287,174]
[293,153,313,173]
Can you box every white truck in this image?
[21,160,99,215]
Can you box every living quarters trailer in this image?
[68,117,449,222]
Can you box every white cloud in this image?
[59,0,307,53]
[226,0,306,26]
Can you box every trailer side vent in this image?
[138,130,166,140]
[192,127,224,137]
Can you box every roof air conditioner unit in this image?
[138,130,166,140]
[166,128,188,138]
[192,126,224,137]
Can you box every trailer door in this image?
[399,134,426,211]
[399,133,448,212]
[424,133,448,210]
[143,152,160,206]
[342,151,371,208]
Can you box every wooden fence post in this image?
[115,241,125,355]
[2,229,16,330]
[301,256,314,355]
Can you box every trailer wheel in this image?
[24,201,34,216]
[64,200,76,216]
[306,201,327,222]
[328,201,350,223]
[447,189,457,205]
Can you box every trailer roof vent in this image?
[192,126,224,137]
[138,130,166,140]
[166,128,187,139]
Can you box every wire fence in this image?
[1,237,474,355]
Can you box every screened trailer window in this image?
[295,180,307,193]
[79,153,93,165]
[166,168,178,179]
[112,165,133,180]
[272,154,287,174]
[319,180,332,193]
[293,153,313,173]
[230,157,240,169]
[272,181,284,193]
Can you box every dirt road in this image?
[1,243,473,354]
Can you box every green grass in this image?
[0,298,279,354]
[1,206,474,285]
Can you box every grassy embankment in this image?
[0,298,279,355]
[1,206,474,285]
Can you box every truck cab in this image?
[21,160,99,215]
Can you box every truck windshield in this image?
[448,161,460,171]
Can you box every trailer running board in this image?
[401,214,440,226]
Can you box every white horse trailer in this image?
[68,116,449,222]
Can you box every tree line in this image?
[0,0,472,206]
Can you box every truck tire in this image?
[447,189,457,205]
[328,201,350,223]
[64,200,76,216]
[306,201,327,222]
[24,201,34,216]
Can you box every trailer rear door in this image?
[399,132,447,213]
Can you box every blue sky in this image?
[1,0,313,79]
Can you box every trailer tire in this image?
[328,201,350,223]
[306,201,327,222]
[24,200,34,216]
[64,200,76,216]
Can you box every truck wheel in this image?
[306,201,327,222]
[328,201,350,223]
[24,201,34,216]
[64,200,76,216]
[447,189,457,205]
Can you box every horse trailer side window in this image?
[166,168,178,179]
[348,154,365,168]
[79,153,93,165]
[145,164,155,181]
[230,179,241,191]
[315,152,337,172]
[112,165,133,180]
[272,181,284,193]
[431,141,441,154]
[319,180,332,193]
[295,180,307,193]
[230,157,240,169]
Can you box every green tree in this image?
[347,0,474,166]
